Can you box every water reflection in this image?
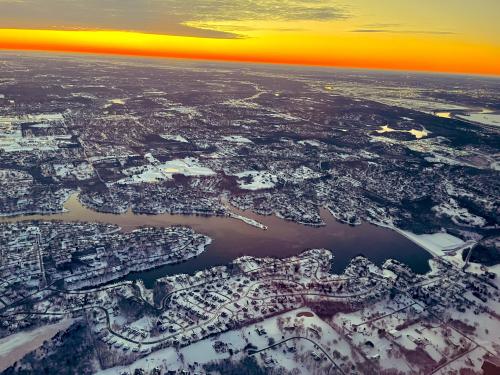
[1,194,431,288]
[434,111,452,119]
[376,124,428,139]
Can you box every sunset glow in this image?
[0,0,499,74]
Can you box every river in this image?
[0,194,431,288]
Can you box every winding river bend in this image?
[0,194,431,288]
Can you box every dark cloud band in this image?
[0,0,348,38]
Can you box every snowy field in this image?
[233,170,278,190]
[117,157,215,184]
[0,319,74,372]
[96,308,343,375]
[159,134,189,143]
[222,135,253,144]
[398,230,465,257]
[456,110,500,127]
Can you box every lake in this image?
[0,194,431,288]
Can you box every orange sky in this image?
[0,1,499,75]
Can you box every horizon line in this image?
[2,47,500,79]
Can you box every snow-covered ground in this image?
[286,166,322,182]
[7,245,497,375]
[159,134,189,143]
[117,156,215,184]
[96,308,343,375]
[222,135,253,144]
[227,212,268,230]
[233,170,278,190]
[0,319,74,372]
[162,157,216,177]
[166,105,200,118]
[432,199,487,227]
[298,139,321,147]
[0,119,69,153]
[397,230,466,257]
[24,113,65,122]
[104,98,126,108]
[53,162,95,181]
[456,109,500,127]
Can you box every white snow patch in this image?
[162,157,216,177]
[298,139,321,147]
[117,156,215,184]
[433,199,486,227]
[399,230,465,256]
[233,170,278,190]
[456,109,500,127]
[0,319,74,372]
[159,134,189,143]
[222,135,253,144]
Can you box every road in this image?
[2,246,496,374]
[1,253,380,349]
[249,336,346,375]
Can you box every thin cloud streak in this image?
[351,29,456,35]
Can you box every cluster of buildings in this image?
[0,221,211,336]
[1,245,492,374]
[1,214,498,374]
